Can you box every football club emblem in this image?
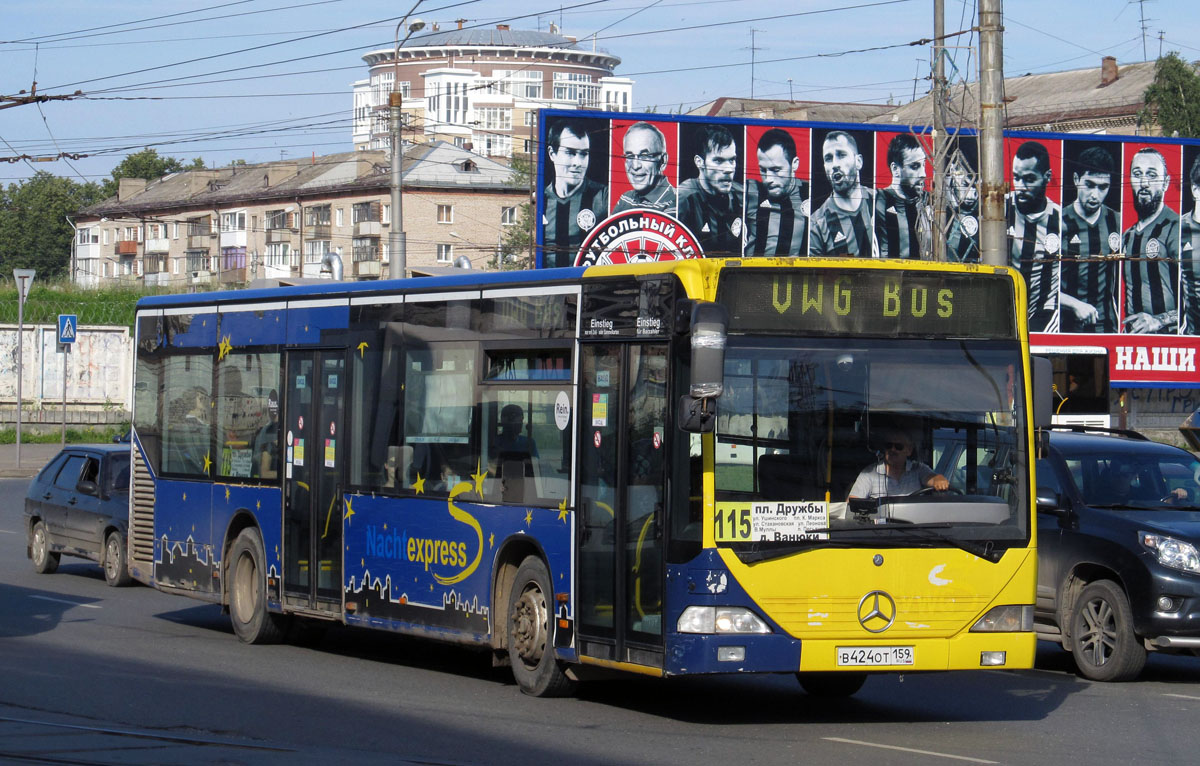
[1147,237,1162,258]
[1044,233,1061,255]
[577,209,596,231]
[730,217,743,238]
[1108,232,1122,253]
[574,210,703,267]
[962,216,978,236]
[801,198,811,217]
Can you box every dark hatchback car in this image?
[1035,428,1200,681]
[24,444,132,587]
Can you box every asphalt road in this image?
[4,474,1200,765]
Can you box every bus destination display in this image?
[718,268,1016,339]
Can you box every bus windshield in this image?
[713,337,1028,559]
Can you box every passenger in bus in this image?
[494,404,538,458]
[172,387,210,474]
[253,390,280,479]
[848,428,949,499]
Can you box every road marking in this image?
[824,738,999,764]
[0,529,16,534]
[1165,693,1200,701]
[29,595,101,609]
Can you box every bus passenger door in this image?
[283,350,345,613]
[577,343,669,666]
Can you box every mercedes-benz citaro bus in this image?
[126,257,1048,697]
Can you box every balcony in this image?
[219,267,248,285]
[144,272,171,288]
[187,232,214,249]
[354,260,381,278]
[144,237,170,253]
[354,220,382,236]
[115,240,139,256]
[266,228,297,244]
[304,224,331,240]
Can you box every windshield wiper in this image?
[819,522,1003,562]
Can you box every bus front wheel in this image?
[507,556,576,697]
[228,528,288,644]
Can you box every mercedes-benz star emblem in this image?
[857,590,897,633]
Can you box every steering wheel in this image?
[913,485,964,496]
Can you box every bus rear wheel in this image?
[507,556,576,697]
[797,671,867,697]
[228,528,288,644]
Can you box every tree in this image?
[1140,52,1200,139]
[100,148,205,198]
[492,154,535,270]
[0,172,102,280]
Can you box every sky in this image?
[2,0,1198,185]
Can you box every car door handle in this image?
[67,497,77,505]
[43,494,52,500]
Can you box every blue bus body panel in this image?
[211,483,284,605]
[218,308,286,347]
[154,479,217,593]
[342,492,574,646]
[663,550,804,675]
[287,304,348,346]
[166,312,217,349]
[136,268,590,312]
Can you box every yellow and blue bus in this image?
[128,257,1045,696]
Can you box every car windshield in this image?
[713,338,1029,560]
[1071,449,1200,509]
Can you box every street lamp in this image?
[389,16,426,280]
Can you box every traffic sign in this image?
[58,314,78,344]
[13,268,35,305]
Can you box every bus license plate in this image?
[836,646,914,666]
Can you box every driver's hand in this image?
[927,474,950,491]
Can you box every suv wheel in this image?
[1070,580,1146,682]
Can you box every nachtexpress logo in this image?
[363,480,483,585]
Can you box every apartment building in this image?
[352,23,633,159]
[73,142,526,288]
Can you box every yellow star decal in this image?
[224,487,230,502]
[182,491,187,502]
[413,473,426,494]
[558,498,569,523]
[361,558,365,567]
[488,533,495,548]
[217,335,233,361]
[343,496,355,525]
[357,341,369,357]
[256,500,261,510]
[524,509,533,526]
[382,522,388,531]
[472,461,488,495]
[202,454,211,473]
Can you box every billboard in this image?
[536,109,1200,387]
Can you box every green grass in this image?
[0,424,129,444]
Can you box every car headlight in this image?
[970,604,1033,632]
[1140,532,1200,574]
[677,606,771,634]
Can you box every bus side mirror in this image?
[1032,356,1052,429]
[679,302,728,434]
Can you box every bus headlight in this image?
[970,605,1033,632]
[678,606,771,634]
[1140,532,1200,575]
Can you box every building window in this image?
[336,208,344,227]
[221,246,247,270]
[382,204,391,225]
[476,107,512,131]
[352,201,379,223]
[266,209,291,230]
[437,244,453,263]
[305,205,331,226]
[501,207,517,225]
[304,240,331,263]
[173,222,180,239]
[220,212,246,232]
[524,111,536,127]
[352,237,379,262]
[475,132,513,158]
[266,243,290,267]
[186,251,209,272]
[553,72,599,107]
[437,204,453,224]
[494,70,543,99]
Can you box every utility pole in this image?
[748,29,764,98]
[978,0,1006,267]
[931,0,947,261]
[389,13,426,280]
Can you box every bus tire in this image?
[103,530,132,587]
[228,528,288,645]
[31,521,59,574]
[797,671,867,697]
[507,556,576,697]
[1070,579,1145,682]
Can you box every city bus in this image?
[127,257,1047,697]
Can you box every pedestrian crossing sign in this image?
[58,314,77,344]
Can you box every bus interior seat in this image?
[500,452,535,504]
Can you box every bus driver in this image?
[848,428,949,499]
